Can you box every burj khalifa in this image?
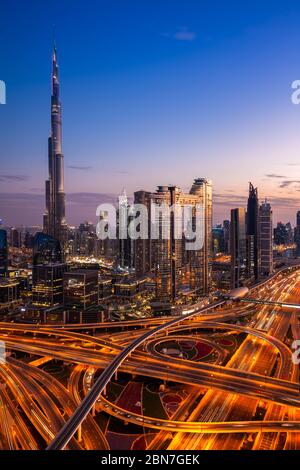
[43,45,66,246]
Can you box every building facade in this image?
[0,229,8,277]
[259,201,273,277]
[134,178,212,301]
[230,208,247,288]
[295,211,300,257]
[32,263,66,307]
[63,270,99,311]
[43,45,67,247]
[246,183,260,282]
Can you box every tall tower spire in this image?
[43,43,66,248]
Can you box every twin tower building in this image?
[231,183,273,288]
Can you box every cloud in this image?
[174,28,196,41]
[30,187,43,192]
[162,28,197,42]
[213,192,247,207]
[112,170,132,175]
[268,196,300,207]
[0,192,118,226]
[67,192,116,206]
[67,165,92,171]
[265,174,286,178]
[0,174,28,182]
[287,163,300,166]
[279,180,300,189]
[160,32,171,38]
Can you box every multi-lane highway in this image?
[0,264,299,450]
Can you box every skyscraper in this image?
[118,190,135,271]
[223,219,230,254]
[134,179,212,301]
[0,229,8,277]
[212,225,225,255]
[295,211,300,257]
[43,45,66,247]
[230,208,247,288]
[10,228,21,248]
[32,232,66,307]
[32,263,66,307]
[32,232,62,265]
[189,178,213,295]
[285,222,294,245]
[274,222,288,246]
[246,183,260,281]
[63,270,99,311]
[259,201,273,276]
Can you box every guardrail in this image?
[47,263,300,450]
[46,300,224,450]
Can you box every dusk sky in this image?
[1,0,300,226]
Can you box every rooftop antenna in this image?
[52,24,56,50]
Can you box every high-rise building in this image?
[189,178,213,296]
[71,222,98,257]
[95,210,114,259]
[0,278,20,313]
[32,232,66,307]
[230,208,247,288]
[134,178,212,301]
[43,45,66,247]
[118,191,135,271]
[10,228,21,248]
[223,219,230,254]
[212,225,225,254]
[259,201,273,277]
[134,190,152,278]
[274,222,288,245]
[134,186,179,301]
[0,229,8,277]
[285,222,294,244]
[295,211,300,257]
[246,183,260,281]
[63,270,99,311]
[32,232,62,265]
[32,263,66,307]
[24,231,34,249]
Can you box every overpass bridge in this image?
[47,264,300,450]
[241,298,300,309]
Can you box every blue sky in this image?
[1,0,300,226]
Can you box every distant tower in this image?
[246,183,260,281]
[32,232,66,307]
[0,229,8,277]
[259,200,273,276]
[295,211,300,257]
[43,44,66,247]
[189,178,213,295]
[118,189,135,271]
[230,208,247,288]
[223,219,230,254]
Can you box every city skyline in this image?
[2,1,300,226]
[1,2,300,456]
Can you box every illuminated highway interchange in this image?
[0,266,300,450]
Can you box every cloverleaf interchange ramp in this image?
[46,265,300,450]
